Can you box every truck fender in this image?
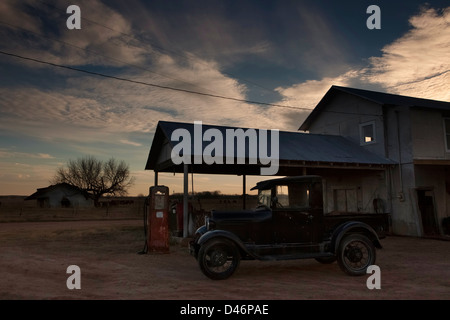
[331,221,383,253]
[197,230,258,259]
[193,225,207,239]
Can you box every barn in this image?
[25,183,93,208]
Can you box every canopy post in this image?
[242,174,246,210]
[183,164,189,238]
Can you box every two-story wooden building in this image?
[145,86,450,238]
[300,85,450,237]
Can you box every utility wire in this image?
[0,48,384,116]
[0,20,223,97]
[0,50,306,110]
[1,3,385,117]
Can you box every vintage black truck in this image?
[189,175,389,280]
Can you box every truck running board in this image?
[244,243,333,261]
[258,252,335,261]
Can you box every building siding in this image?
[411,108,449,160]
[306,93,386,157]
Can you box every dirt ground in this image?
[0,219,449,302]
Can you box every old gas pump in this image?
[147,185,170,253]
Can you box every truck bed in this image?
[323,212,390,239]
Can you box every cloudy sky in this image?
[0,0,449,196]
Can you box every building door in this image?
[333,188,358,212]
[416,189,439,236]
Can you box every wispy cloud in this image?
[0,0,148,69]
[119,139,142,147]
[0,49,291,150]
[275,70,360,109]
[3,4,448,151]
[0,0,308,139]
[0,0,42,34]
[291,5,354,76]
[0,149,55,159]
[365,6,450,101]
[276,5,450,112]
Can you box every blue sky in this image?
[0,0,449,196]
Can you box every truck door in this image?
[272,183,316,244]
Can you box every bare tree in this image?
[52,155,135,206]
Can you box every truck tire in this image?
[337,234,376,276]
[198,238,241,280]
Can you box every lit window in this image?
[359,121,376,145]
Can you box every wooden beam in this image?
[414,159,450,165]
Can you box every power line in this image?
[0,20,223,97]
[1,2,388,117]
[0,50,385,118]
[0,50,307,110]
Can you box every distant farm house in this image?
[25,183,93,208]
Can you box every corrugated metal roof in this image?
[145,120,395,173]
[277,130,394,164]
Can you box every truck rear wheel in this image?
[337,234,376,276]
[198,238,240,280]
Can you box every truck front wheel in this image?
[198,238,241,280]
[337,234,376,276]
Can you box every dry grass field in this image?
[0,195,145,223]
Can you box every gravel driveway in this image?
[0,219,449,302]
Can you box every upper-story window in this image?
[359,121,376,145]
[444,118,450,151]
